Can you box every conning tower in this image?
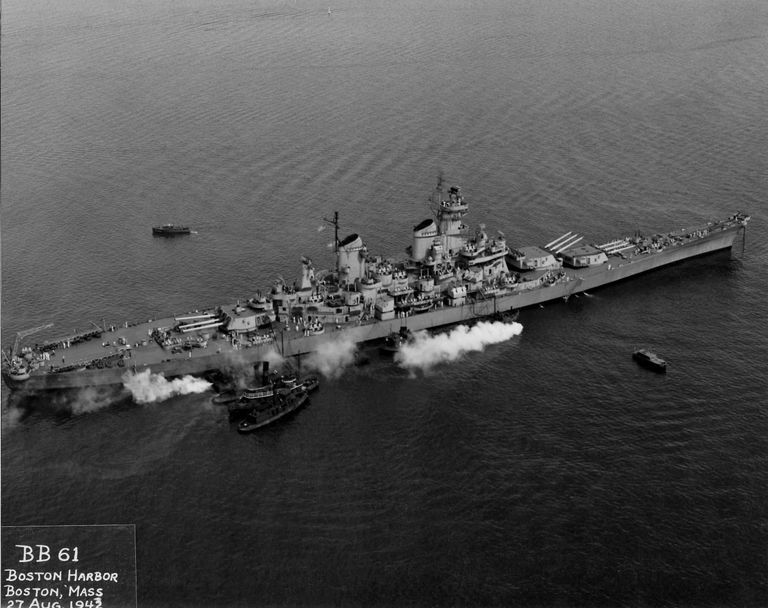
[437,185,468,256]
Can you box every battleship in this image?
[2,180,750,392]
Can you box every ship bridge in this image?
[438,185,469,215]
[436,185,470,258]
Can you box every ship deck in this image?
[24,235,731,375]
[8,211,747,390]
[26,308,269,377]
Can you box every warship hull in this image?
[4,217,744,393]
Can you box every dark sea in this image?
[2,0,767,606]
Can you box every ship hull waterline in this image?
[3,224,743,393]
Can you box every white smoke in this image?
[394,321,523,372]
[1,403,25,431]
[122,369,212,404]
[4,386,126,418]
[262,349,286,369]
[217,349,285,389]
[69,386,125,415]
[305,336,357,378]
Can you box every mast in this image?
[323,211,340,271]
[428,172,444,224]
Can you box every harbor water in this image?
[2,0,767,605]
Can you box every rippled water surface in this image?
[2,0,767,606]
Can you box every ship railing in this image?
[38,328,103,353]
[50,351,126,374]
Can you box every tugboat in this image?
[152,224,191,236]
[237,386,310,432]
[633,348,667,373]
[227,373,299,415]
[225,362,318,414]
[379,327,414,355]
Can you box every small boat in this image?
[411,296,435,314]
[379,327,413,354]
[632,348,667,373]
[152,224,191,236]
[237,387,310,432]
[228,372,316,414]
[228,393,269,415]
[228,384,271,414]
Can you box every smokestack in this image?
[262,361,269,385]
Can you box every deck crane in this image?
[7,323,54,360]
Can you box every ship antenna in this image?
[428,171,444,222]
[323,211,340,271]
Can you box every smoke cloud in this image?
[122,369,212,404]
[68,386,126,414]
[1,403,25,431]
[305,336,357,378]
[394,320,523,372]
[217,349,286,388]
[3,386,127,419]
